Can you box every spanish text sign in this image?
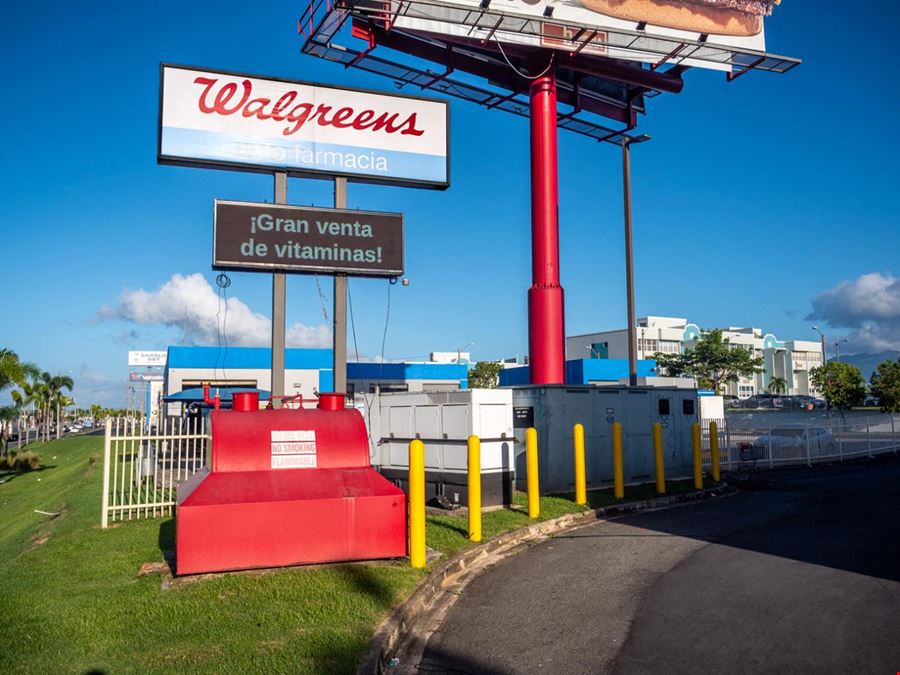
[159,64,449,188]
[213,200,404,277]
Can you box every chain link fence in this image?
[701,413,899,471]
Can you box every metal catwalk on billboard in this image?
[298,0,799,143]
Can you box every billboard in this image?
[213,200,403,277]
[392,0,780,71]
[158,64,449,188]
[128,351,167,367]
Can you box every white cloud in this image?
[101,273,330,348]
[807,272,900,352]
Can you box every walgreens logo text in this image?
[194,77,426,138]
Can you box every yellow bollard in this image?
[573,423,587,506]
[612,422,624,500]
[710,421,721,483]
[408,439,426,569]
[526,427,540,518]
[692,422,703,490]
[467,435,482,542]
[653,422,665,495]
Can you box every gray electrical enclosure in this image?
[511,385,699,494]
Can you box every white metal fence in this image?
[701,413,900,471]
[98,412,899,528]
[101,417,210,528]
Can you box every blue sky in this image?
[2,0,899,406]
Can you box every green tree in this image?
[0,349,38,392]
[870,357,900,413]
[810,361,866,411]
[653,329,764,393]
[767,376,788,395]
[468,361,503,389]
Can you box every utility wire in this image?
[348,279,377,453]
[214,273,231,387]
[379,282,392,378]
[314,275,329,322]
[347,278,361,364]
[494,37,554,80]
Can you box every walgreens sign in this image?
[159,65,449,188]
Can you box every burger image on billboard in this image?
[575,0,780,36]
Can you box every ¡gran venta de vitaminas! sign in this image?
[212,200,403,277]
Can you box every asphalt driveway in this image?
[418,456,900,674]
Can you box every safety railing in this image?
[701,413,899,471]
[101,416,210,528]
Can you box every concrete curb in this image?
[357,483,732,674]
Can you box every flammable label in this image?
[271,430,317,468]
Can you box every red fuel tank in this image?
[176,394,406,575]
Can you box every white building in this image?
[567,316,823,398]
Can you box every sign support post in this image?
[527,70,565,385]
[333,177,348,394]
[271,172,288,408]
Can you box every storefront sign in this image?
[130,372,165,382]
[213,200,403,277]
[159,64,449,188]
[128,350,167,367]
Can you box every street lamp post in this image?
[833,338,848,363]
[623,134,652,386]
[456,342,474,364]
[812,325,827,366]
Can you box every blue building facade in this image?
[499,358,657,387]
[163,346,468,401]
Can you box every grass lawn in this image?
[0,435,705,673]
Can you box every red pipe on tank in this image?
[528,70,565,385]
[202,384,221,410]
[232,391,259,412]
[317,392,346,411]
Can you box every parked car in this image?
[755,426,837,457]
[790,395,827,410]
[742,393,787,409]
[723,395,741,408]
[740,394,765,409]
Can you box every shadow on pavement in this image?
[416,645,513,675]
[568,454,900,583]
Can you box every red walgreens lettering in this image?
[192,77,425,138]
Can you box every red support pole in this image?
[528,70,565,385]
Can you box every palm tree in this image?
[767,376,788,395]
[0,405,16,455]
[0,349,38,392]
[11,376,46,443]
[41,373,74,440]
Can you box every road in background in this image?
[419,456,900,674]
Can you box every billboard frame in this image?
[157,62,452,190]
[303,0,801,76]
